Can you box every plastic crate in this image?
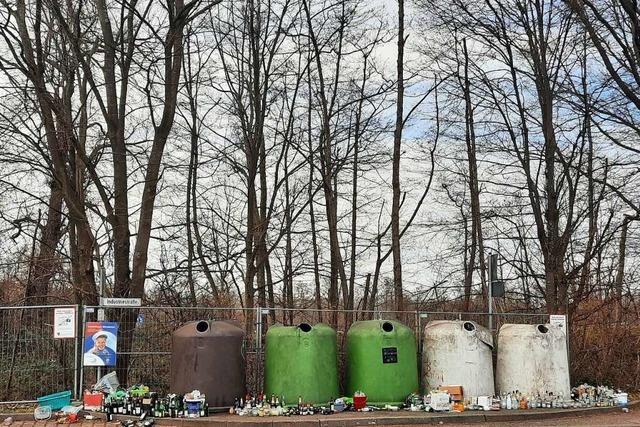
[37,390,71,411]
[83,391,103,410]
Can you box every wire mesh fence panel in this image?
[0,305,78,402]
[416,311,549,332]
[493,312,549,331]
[1,304,553,404]
[80,306,259,394]
[80,306,551,398]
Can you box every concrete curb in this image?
[2,401,637,426]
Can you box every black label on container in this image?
[382,347,398,363]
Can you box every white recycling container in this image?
[423,320,495,399]
[496,323,570,397]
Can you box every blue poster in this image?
[83,321,118,366]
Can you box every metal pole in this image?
[79,307,86,396]
[255,307,263,394]
[488,254,493,331]
[94,239,106,316]
[417,311,422,394]
[419,313,430,393]
[73,305,79,400]
[93,242,107,384]
[565,303,571,387]
[96,303,104,383]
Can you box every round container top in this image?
[173,320,245,338]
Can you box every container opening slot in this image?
[382,321,394,332]
[537,324,549,334]
[196,321,209,333]
[298,323,312,332]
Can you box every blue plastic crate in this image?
[37,390,71,411]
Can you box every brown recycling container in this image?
[170,320,245,408]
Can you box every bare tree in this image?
[457,37,488,310]
[0,0,99,304]
[391,0,405,312]
[417,0,621,314]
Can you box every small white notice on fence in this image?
[550,314,567,335]
[100,297,142,307]
[54,307,76,339]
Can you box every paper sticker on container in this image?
[83,321,118,366]
[382,347,398,363]
[54,307,76,339]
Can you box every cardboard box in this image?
[438,385,463,402]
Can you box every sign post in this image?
[99,297,142,307]
[488,254,498,331]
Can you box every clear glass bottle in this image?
[511,392,518,410]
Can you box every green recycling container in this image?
[264,323,339,404]
[345,319,419,405]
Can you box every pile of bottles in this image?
[97,387,208,421]
[571,384,618,407]
[497,388,620,410]
[231,393,337,416]
[466,387,620,412]
[497,390,571,410]
[96,385,624,420]
[409,385,624,413]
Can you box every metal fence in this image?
[0,305,79,404]
[0,304,549,404]
[79,306,257,398]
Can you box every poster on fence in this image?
[549,314,567,336]
[83,321,118,366]
[53,307,76,339]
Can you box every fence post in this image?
[565,313,571,386]
[255,307,263,394]
[73,304,80,400]
[78,305,87,398]
[416,310,422,394]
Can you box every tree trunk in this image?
[186,126,197,305]
[463,211,474,312]
[461,38,487,307]
[391,0,405,313]
[244,168,258,334]
[303,0,349,327]
[576,40,598,317]
[284,151,294,324]
[615,216,630,304]
[27,182,63,305]
[347,54,368,326]
[308,62,323,322]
